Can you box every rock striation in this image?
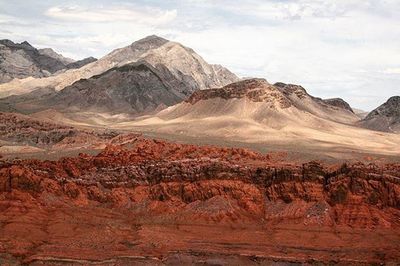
[1,137,399,226]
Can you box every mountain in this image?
[0,35,239,98]
[0,40,95,85]
[360,96,400,133]
[160,79,357,125]
[0,36,239,116]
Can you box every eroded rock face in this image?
[1,137,399,226]
[0,137,399,264]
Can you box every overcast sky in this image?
[0,0,399,110]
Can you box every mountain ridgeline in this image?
[0,39,96,84]
[0,35,239,116]
[0,35,398,135]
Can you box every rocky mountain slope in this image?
[0,40,95,85]
[0,35,238,98]
[42,62,189,114]
[0,136,399,264]
[360,96,400,133]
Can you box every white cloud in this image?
[382,68,400,74]
[45,5,177,25]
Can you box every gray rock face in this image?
[361,96,400,133]
[49,62,185,114]
[0,40,96,84]
[0,61,194,115]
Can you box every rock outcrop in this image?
[1,137,399,226]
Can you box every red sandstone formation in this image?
[0,137,399,264]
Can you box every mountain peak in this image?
[143,34,168,41]
[131,35,169,48]
[20,41,33,47]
